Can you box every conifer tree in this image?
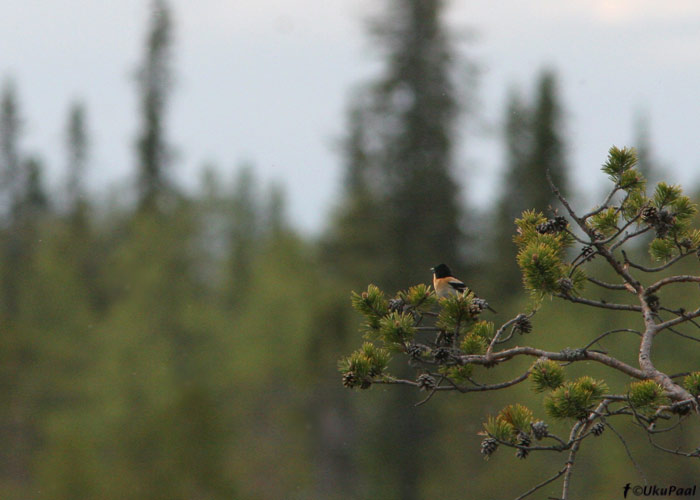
[322,94,390,284]
[493,70,569,297]
[0,80,22,221]
[65,101,88,221]
[341,146,700,500]
[135,0,174,211]
[327,1,474,498]
[226,165,259,307]
[633,111,662,184]
[372,0,465,286]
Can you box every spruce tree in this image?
[529,70,567,211]
[322,93,390,284]
[373,0,464,286]
[225,165,259,307]
[0,80,22,221]
[327,1,474,498]
[135,0,174,211]
[65,101,88,221]
[633,111,662,184]
[493,70,569,297]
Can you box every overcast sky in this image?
[2,0,700,232]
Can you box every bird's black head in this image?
[432,263,452,278]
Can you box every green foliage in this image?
[670,195,697,224]
[683,372,700,396]
[460,333,488,355]
[398,283,438,311]
[601,146,638,181]
[378,312,416,349]
[514,210,581,298]
[619,167,645,192]
[530,359,565,392]
[469,320,494,341]
[636,182,698,261]
[338,342,391,388]
[436,292,477,332]
[516,241,566,296]
[498,404,535,433]
[439,364,474,383]
[628,380,667,412]
[589,207,619,236]
[652,182,682,208]
[513,209,548,246]
[622,190,647,220]
[649,238,675,261]
[351,284,388,330]
[482,416,516,443]
[544,376,608,420]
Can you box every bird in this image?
[431,263,496,313]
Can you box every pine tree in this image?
[135,0,174,211]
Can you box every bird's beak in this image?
[430,267,434,272]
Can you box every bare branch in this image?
[604,420,648,483]
[646,433,700,458]
[622,249,697,273]
[646,275,700,295]
[460,346,646,380]
[610,226,651,251]
[586,276,630,291]
[486,313,533,358]
[450,371,531,393]
[655,306,700,333]
[582,184,621,220]
[414,376,443,407]
[515,465,568,500]
[582,328,641,350]
[665,326,700,344]
[555,293,641,312]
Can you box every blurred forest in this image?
[1,0,698,499]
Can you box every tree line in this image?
[0,0,690,499]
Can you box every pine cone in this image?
[342,372,357,389]
[536,216,568,235]
[417,373,436,391]
[514,314,532,335]
[581,245,596,262]
[641,206,658,223]
[644,293,660,312]
[406,344,425,360]
[388,297,406,312]
[517,431,531,447]
[531,421,548,440]
[469,298,489,315]
[480,438,498,459]
[433,347,451,364]
[654,209,676,238]
[591,422,605,436]
[558,277,574,294]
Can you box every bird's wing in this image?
[447,278,467,293]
